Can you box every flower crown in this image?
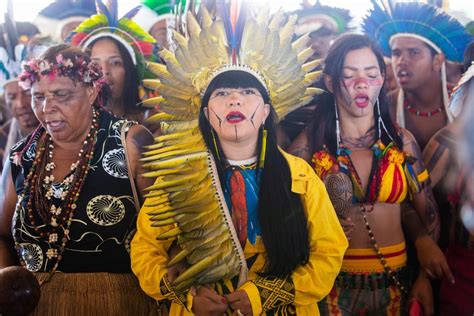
[19,54,103,90]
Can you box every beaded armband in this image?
[160,274,188,309]
[252,275,295,312]
[404,154,431,194]
[417,169,430,189]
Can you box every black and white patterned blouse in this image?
[10,109,138,273]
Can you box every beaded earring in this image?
[211,128,221,162]
[376,97,394,142]
[334,100,342,153]
[258,126,267,169]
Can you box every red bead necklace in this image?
[403,98,443,117]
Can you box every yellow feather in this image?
[268,8,285,30]
[302,60,322,72]
[279,14,297,44]
[144,195,170,207]
[141,147,203,162]
[292,34,310,53]
[145,171,207,191]
[172,241,232,285]
[166,247,191,267]
[159,49,192,83]
[157,226,181,240]
[141,96,165,107]
[297,47,314,64]
[142,152,208,170]
[186,11,202,37]
[142,167,188,178]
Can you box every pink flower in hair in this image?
[39,60,51,73]
[56,54,64,64]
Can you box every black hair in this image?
[309,25,334,38]
[423,42,439,57]
[463,41,474,72]
[199,70,310,277]
[309,34,403,156]
[90,36,143,117]
[422,42,438,58]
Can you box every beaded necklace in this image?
[337,140,408,294]
[15,108,99,283]
[403,98,443,117]
[336,141,384,205]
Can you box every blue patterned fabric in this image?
[223,166,261,245]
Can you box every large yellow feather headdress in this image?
[141,2,322,292]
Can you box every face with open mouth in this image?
[336,47,384,118]
[31,75,97,145]
[206,87,270,144]
[390,36,440,91]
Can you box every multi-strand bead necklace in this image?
[15,108,99,282]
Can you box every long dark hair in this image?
[90,36,143,116]
[309,34,402,156]
[199,71,310,277]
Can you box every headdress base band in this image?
[389,33,442,55]
[82,29,139,65]
[203,64,269,97]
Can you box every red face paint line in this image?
[344,77,383,87]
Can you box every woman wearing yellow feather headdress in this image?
[130,2,347,315]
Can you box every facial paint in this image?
[343,77,383,88]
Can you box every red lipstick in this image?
[226,111,246,124]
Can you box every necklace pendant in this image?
[46,248,58,259]
[49,233,58,243]
[45,188,54,199]
[50,217,59,227]
[53,186,65,199]
[45,162,56,171]
[50,205,62,216]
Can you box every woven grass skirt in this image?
[31,273,162,316]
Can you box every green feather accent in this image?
[66,1,159,82]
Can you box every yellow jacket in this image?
[131,151,348,315]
